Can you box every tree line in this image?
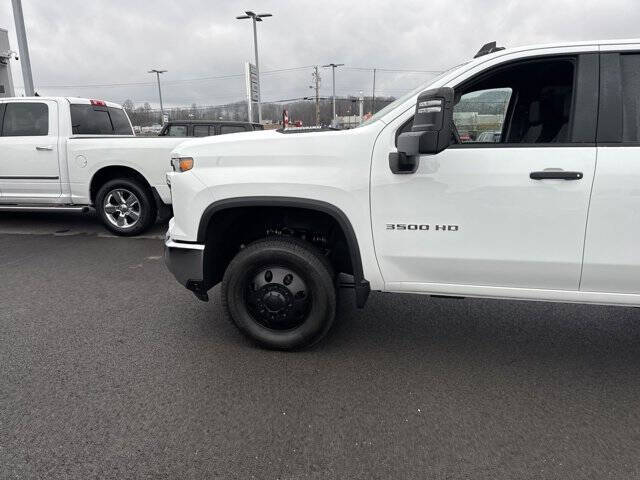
[122,96,396,127]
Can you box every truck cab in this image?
[165,39,640,349]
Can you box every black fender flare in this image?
[197,196,370,308]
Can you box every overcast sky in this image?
[1,0,639,108]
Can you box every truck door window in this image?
[220,125,246,134]
[452,58,575,144]
[167,125,187,136]
[453,88,512,142]
[193,125,210,137]
[621,54,640,142]
[1,102,48,136]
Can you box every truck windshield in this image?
[70,104,134,135]
[358,63,468,127]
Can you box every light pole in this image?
[11,0,34,96]
[148,69,166,123]
[236,11,272,123]
[322,63,343,124]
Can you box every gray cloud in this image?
[1,0,639,108]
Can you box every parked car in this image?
[165,38,640,349]
[159,120,264,138]
[0,97,185,235]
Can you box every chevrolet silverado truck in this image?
[165,39,640,349]
[0,97,186,235]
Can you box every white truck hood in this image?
[170,125,382,166]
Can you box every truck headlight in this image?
[171,156,194,172]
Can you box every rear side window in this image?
[193,125,211,137]
[220,125,247,135]
[108,108,133,135]
[2,102,48,136]
[621,54,640,142]
[70,104,133,135]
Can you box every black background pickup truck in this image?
[159,120,264,137]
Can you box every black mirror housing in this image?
[397,87,454,156]
[388,151,419,174]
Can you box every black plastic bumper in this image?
[164,239,208,301]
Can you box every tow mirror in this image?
[392,87,455,174]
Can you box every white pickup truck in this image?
[0,97,185,235]
[165,39,640,349]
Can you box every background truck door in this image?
[0,99,61,201]
[371,53,599,292]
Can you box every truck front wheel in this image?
[95,178,157,236]
[222,237,336,350]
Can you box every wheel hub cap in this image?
[245,266,311,330]
[103,188,141,229]
[263,289,288,312]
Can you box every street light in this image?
[322,63,344,124]
[236,11,272,123]
[148,69,167,123]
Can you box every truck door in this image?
[370,53,599,293]
[581,46,640,294]
[0,99,61,201]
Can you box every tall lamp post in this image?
[236,11,272,123]
[148,69,167,123]
[323,63,343,124]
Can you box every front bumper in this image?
[164,230,208,301]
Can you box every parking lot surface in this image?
[2,213,640,479]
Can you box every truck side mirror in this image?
[397,87,455,157]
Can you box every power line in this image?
[18,66,316,89]
[344,67,443,74]
[19,65,442,89]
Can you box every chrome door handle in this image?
[36,145,54,151]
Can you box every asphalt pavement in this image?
[2,212,640,479]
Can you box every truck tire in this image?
[95,178,157,236]
[222,237,336,350]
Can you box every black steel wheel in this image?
[245,266,312,330]
[222,237,336,350]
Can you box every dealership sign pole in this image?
[0,28,15,97]
[245,61,259,123]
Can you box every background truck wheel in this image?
[95,178,157,236]
[222,237,336,350]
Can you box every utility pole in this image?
[11,0,34,96]
[372,68,377,114]
[322,63,343,124]
[310,66,321,126]
[236,11,272,124]
[148,69,167,123]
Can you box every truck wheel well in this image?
[200,200,369,307]
[89,166,153,205]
